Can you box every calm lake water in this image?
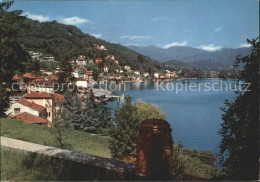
[106,79,238,154]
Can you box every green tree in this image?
[92,68,100,81]
[109,96,167,159]
[109,96,140,159]
[219,38,259,180]
[96,100,112,134]
[62,90,82,129]
[56,60,74,93]
[135,100,166,121]
[0,1,29,117]
[81,97,100,132]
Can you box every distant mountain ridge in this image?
[163,60,226,70]
[128,45,251,66]
[16,19,162,72]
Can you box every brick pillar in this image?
[136,119,173,180]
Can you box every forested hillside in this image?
[16,19,162,72]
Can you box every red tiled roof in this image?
[18,100,46,112]
[12,75,26,80]
[24,92,53,99]
[23,72,38,79]
[13,112,48,124]
[52,93,64,103]
[77,57,86,61]
[24,92,64,103]
[76,78,86,81]
[47,75,59,81]
[86,71,93,75]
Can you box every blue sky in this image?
[10,0,259,51]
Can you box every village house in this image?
[94,43,107,51]
[27,75,59,94]
[88,59,94,64]
[72,71,86,79]
[76,55,87,66]
[114,60,119,65]
[45,54,55,61]
[85,71,93,81]
[143,72,149,77]
[134,70,140,75]
[154,72,160,79]
[166,71,177,78]
[95,58,103,63]
[12,73,38,91]
[6,100,47,118]
[76,78,88,88]
[160,75,166,79]
[105,55,115,61]
[13,112,48,125]
[109,74,124,80]
[40,68,52,75]
[55,67,61,74]
[102,66,109,73]
[124,65,131,71]
[28,51,42,60]
[116,69,124,73]
[24,92,64,124]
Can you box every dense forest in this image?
[16,19,162,72]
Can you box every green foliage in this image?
[109,96,167,159]
[219,38,259,180]
[171,142,221,180]
[58,90,112,133]
[81,96,100,132]
[56,60,74,92]
[0,1,29,117]
[16,17,162,72]
[96,100,113,135]
[39,61,59,71]
[135,99,166,121]
[172,141,185,180]
[182,149,216,165]
[109,96,140,159]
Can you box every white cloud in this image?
[89,33,102,38]
[162,41,188,49]
[239,43,252,48]
[198,44,222,51]
[61,16,90,25]
[151,16,167,23]
[23,12,50,22]
[214,26,222,33]
[120,35,151,40]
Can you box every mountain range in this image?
[17,19,162,72]
[127,45,251,66]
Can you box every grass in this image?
[1,147,127,181]
[0,118,111,158]
[1,118,221,180]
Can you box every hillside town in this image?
[6,43,179,125]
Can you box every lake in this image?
[106,79,238,154]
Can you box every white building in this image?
[76,55,87,66]
[102,66,109,73]
[72,71,86,79]
[143,72,149,77]
[6,100,47,118]
[76,78,88,88]
[134,70,140,75]
[154,72,160,78]
[125,65,131,70]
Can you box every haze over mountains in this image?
[127,45,251,67]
